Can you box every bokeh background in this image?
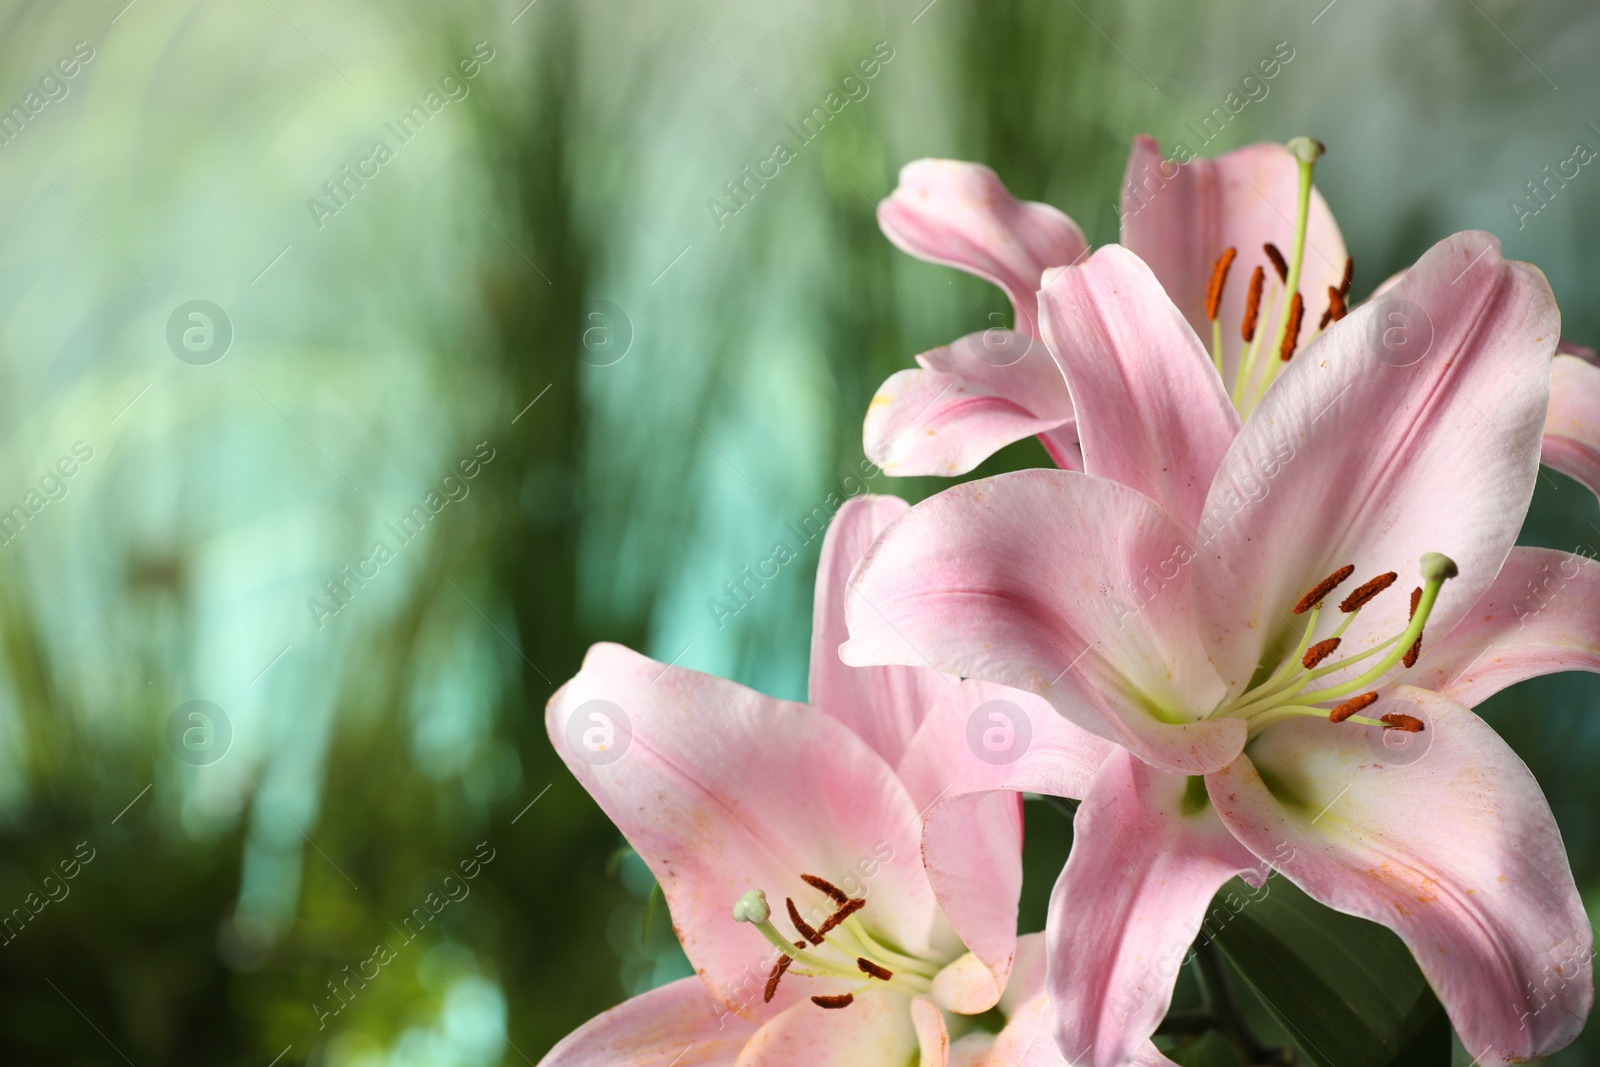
[0,0,1596,1063]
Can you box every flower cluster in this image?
[540,133,1600,1067]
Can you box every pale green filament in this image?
[1211,319,1225,375]
[1246,141,1321,413]
[1231,279,1279,409]
[1231,137,1322,414]
[1210,553,1456,739]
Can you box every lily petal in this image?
[879,159,1088,337]
[865,334,1080,478]
[840,469,1244,774]
[539,976,756,1067]
[547,643,940,1016]
[1119,135,1347,392]
[1208,687,1594,1066]
[972,934,1179,1067]
[896,680,1113,1002]
[1405,547,1600,706]
[1191,231,1559,697]
[811,495,953,765]
[1543,350,1600,498]
[1038,244,1241,526]
[735,988,918,1067]
[896,680,1113,814]
[913,996,951,1067]
[1047,750,1262,1067]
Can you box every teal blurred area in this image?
[0,0,1594,1062]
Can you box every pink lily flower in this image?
[842,230,1597,1066]
[541,496,1180,1067]
[1545,339,1600,498]
[867,137,1598,507]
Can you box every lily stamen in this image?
[1339,571,1398,613]
[1328,691,1379,723]
[812,994,854,1009]
[1241,136,1324,411]
[857,958,894,980]
[1241,266,1265,343]
[787,897,822,945]
[1301,637,1341,670]
[1294,564,1355,613]
[1206,247,1238,373]
[1264,242,1289,282]
[1403,587,1424,668]
[802,873,850,905]
[732,885,933,1003]
[1277,292,1304,362]
[1213,553,1458,737]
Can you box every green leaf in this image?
[1167,1031,1246,1067]
[1209,874,1452,1067]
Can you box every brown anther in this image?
[815,897,865,939]
[1326,285,1347,323]
[1264,243,1289,282]
[1278,292,1304,362]
[1294,564,1355,614]
[1401,587,1425,667]
[1403,635,1423,669]
[1205,247,1238,321]
[1328,691,1379,724]
[1340,256,1353,297]
[1339,571,1398,613]
[857,958,894,981]
[1301,638,1342,670]
[787,898,822,946]
[1241,266,1265,342]
[801,874,850,905]
[1318,306,1334,332]
[764,954,794,1002]
[811,993,854,1009]
[1381,713,1425,733]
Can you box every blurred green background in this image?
[0,0,1596,1063]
